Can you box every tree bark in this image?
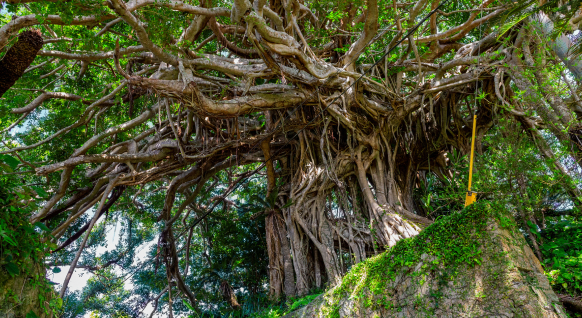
[0,29,43,97]
[220,280,241,310]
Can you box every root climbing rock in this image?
[284,202,568,318]
[557,294,582,314]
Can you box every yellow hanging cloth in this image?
[465,115,477,207]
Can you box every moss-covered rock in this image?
[284,202,567,318]
[0,262,57,318]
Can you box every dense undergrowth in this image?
[251,293,322,318]
[541,218,582,299]
[184,292,322,318]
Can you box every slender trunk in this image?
[314,247,321,289]
[265,212,283,300]
[60,176,119,298]
[284,207,310,296]
[220,280,241,310]
[517,115,582,210]
[276,212,296,298]
[514,174,543,261]
[508,58,582,171]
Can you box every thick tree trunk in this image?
[273,127,435,294]
[261,137,297,299]
[0,29,43,97]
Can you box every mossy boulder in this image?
[284,202,567,318]
[0,262,56,318]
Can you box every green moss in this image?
[288,294,322,312]
[285,201,564,318]
[319,201,514,317]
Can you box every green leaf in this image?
[34,222,51,232]
[182,299,195,310]
[52,267,61,273]
[5,262,19,276]
[31,186,48,198]
[1,233,17,246]
[266,186,279,207]
[0,162,13,172]
[26,311,40,318]
[0,155,20,170]
[282,199,294,209]
[563,272,573,280]
[35,14,46,24]
[249,195,268,208]
[326,11,344,22]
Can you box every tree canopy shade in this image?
[2,0,582,316]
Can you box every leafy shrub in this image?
[541,219,582,296]
[198,292,322,318]
[253,307,285,318]
[0,166,50,278]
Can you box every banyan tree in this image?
[1,0,582,315]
